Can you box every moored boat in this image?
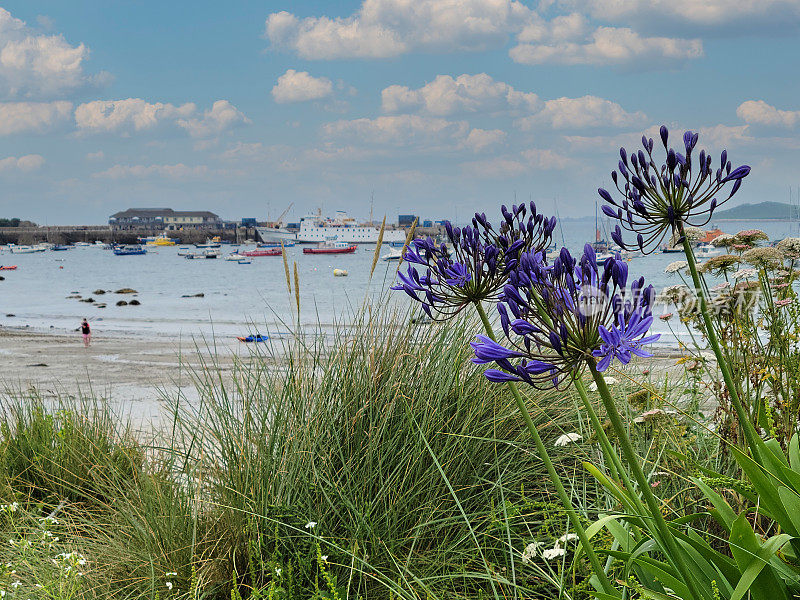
[242,248,282,257]
[8,244,45,254]
[185,249,221,259]
[113,244,147,256]
[303,241,358,255]
[0,265,17,270]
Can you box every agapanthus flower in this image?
[598,126,750,253]
[393,203,556,320]
[471,244,659,388]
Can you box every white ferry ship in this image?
[257,210,407,244]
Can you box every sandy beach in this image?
[0,326,258,429]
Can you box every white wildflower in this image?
[305,521,317,529]
[275,567,282,576]
[554,433,582,447]
[166,581,173,590]
[711,282,730,292]
[733,268,757,280]
[542,547,566,560]
[521,541,545,565]
[588,376,617,391]
[558,533,579,544]
[665,261,688,273]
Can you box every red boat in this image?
[0,265,17,270]
[303,242,357,255]
[242,248,282,257]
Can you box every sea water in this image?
[1,220,797,347]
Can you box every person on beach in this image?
[81,318,91,347]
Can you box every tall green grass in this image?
[0,304,718,599]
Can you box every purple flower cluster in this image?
[471,244,658,387]
[599,126,750,253]
[392,202,555,320]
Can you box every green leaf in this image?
[729,513,790,600]
[692,476,736,531]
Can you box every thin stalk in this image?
[572,379,622,485]
[474,301,617,597]
[681,234,763,458]
[588,363,705,600]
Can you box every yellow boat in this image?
[146,235,176,246]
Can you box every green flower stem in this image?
[680,234,763,459]
[588,363,704,600]
[473,301,616,596]
[572,379,624,489]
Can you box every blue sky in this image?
[0,0,797,225]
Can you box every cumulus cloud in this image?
[0,8,103,98]
[177,100,250,137]
[737,100,800,129]
[510,24,702,66]
[0,153,44,172]
[462,128,506,151]
[75,98,248,137]
[517,95,647,129]
[265,0,534,59]
[381,73,540,116]
[565,0,800,30]
[272,69,334,103]
[0,101,71,135]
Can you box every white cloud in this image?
[323,114,470,146]
[462,128,506,151]
[75,98,247,137]
[0,101,71,135]
[265,0,534,59]
[0,153,44,171]
[462,149,571,177]
[0,8,102,98]
[517,95,646,129]
[381,73,540,116]
[92,163,211,179]
[510,25,702,66]
[86,150,104,161]
[566,0,800,29]
[737,100,800,129]
[272,69,334,103]
[75,99,195,134]
[177,100,249,137]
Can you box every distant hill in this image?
[714,201,798,221]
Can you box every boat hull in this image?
[303,245,357,255]
[242,248,282,257]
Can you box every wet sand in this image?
[0,326,259,429]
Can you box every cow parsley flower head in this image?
[664,260,687,274]
[777,237,800,259]
[471,244,659,388]
[598,126,750,253]
[393,203,556,320]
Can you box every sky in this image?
[0,1,798,225]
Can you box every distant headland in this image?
[713,201,800,221]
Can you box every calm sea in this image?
[2,220,797,348]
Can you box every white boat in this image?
[93,241,105,246]
[258,210,408,244]
[74,242,91,247]
[382,248,404,261]
[695,243,721,258]
[224,253,245,261]
[185,249,221,259]
[9,244,45,254]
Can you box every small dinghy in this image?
[237,334,269,343]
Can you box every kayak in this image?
[0,265,17,270]
[237,334,269,343]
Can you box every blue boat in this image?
[52,245,72,251]
[113,244,147,256]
